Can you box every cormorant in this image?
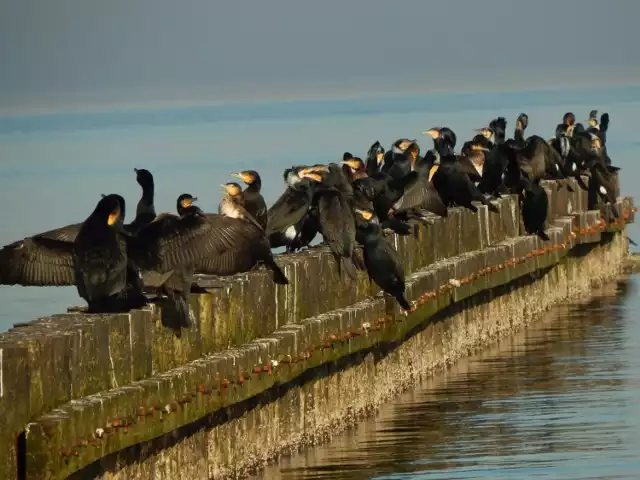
[550,124,592,190]
[346,154,419,235]
[385,141,419,180]
[341,156,368,181]
[354,208,412,311]
[586,110,611,160]
[387,150,448,221]
[176,193,197,217]
[382,138,416,175]
[513,113,528,148]
[471,133,508,196]
[314,163,360,279]
[341,157,376,213]
[584,135,620,219]
[423,127,499,213]
[501,125,572,191]
[127,168,156,232]
[73,194,147,314]
[231,170,268,230]
[519,177,550,241]
[488,117,508,145]
[365,141,385,176]
[267,166,325,252]
[73,193,221,327]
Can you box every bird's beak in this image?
[422,128,440,139]
[471,144,490,152]
[354,208,373,220]
[300,165,327,175]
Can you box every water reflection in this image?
[260,277,640,480]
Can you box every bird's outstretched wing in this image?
[0,234,76,286]
[131,213,260,273]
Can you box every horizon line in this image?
[2,77,640,120]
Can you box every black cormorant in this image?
[382,138,416,175]
[519,178,550,241]
[365,141,385,177]
[354,208,412,311]
[267,166,325,252]
[315,163,361,279]
[127,168,156,232]
[388,151,448,221]
[73,194,147,315]
[423,127,499,213]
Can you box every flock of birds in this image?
[0,110,621,330]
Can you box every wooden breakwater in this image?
[0,176,635,480]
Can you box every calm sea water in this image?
[1,85,639,331]
[260,276,640,480]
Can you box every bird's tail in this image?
[575,175,589,191]
[158,269,195,330]
[162,288,193,330]
[395,292,412,311]
[563,179,575,192]
[611,203,621,219]
[352,248,366,271]
[485,200,500,213]
[537,230,551,242]
[384,216,413,235]
[266,258,289,285]
[340,256,358,280]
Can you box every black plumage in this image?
[73,193,222,327]
[0,224,77,286]
[315,163,360,279]
[365,141,385,177]
[520,178,550,241]
[267,166,324,252]
[347,153,419,236]
[584,138,620,220]
[424,127,499,213]
[381,138,415,176]
[127,168,156,232]
[73,195,146,314]
[354,208,412,311]
[0,168,157,286]
[195,184,289,284]
[389,152,448,221]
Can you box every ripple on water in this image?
[258,277,640,480]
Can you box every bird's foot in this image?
[401,301,418,316]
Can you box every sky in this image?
[2,0,640,114]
